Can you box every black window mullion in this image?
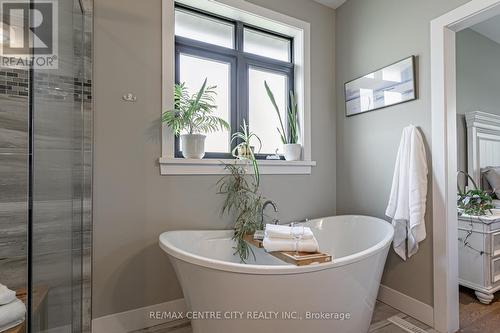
[231,22,245,154]
[173,6,296,159]
[175,36,238,58]
[235,21,244,52]
[229,55,238,157]
[236,55,248,143]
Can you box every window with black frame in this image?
[174,5,294,159]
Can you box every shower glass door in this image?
[30,0,90,332]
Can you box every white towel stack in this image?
[0,284,26,332]
[263,224,319,253]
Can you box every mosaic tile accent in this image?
[0,68,92,101]
[0,69,29,96]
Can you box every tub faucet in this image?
[261,200,279,228]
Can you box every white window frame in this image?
[160,0,315,175]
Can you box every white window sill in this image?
[159,157,316,175]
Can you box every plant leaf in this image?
[265,81,288,144]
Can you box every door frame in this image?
[431,1,500,332]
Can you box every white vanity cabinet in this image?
[458,210,500,304]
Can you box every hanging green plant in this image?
[218,121,266,262]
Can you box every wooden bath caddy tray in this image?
[243,234,332,266]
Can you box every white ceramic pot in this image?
[181,134,206,159]
[283,143,301,161]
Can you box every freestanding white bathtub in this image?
[159,215,394,333]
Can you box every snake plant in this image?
[264,81,299,144]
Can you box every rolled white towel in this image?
[0,299,25,331]
[263,237,319,253]
[0,284,16,306]
[0,318,24,333]
[265,224,314,240]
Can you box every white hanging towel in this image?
[385,125,428,260]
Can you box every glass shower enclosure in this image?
[30,0,92,331]
[0,0,92,332]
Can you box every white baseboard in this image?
[377,284,434,327]
[93,286,434,332]
[92,298,187,333]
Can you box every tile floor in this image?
[131,320,191,333]
[131,288,500,333]
[369,301,433,333]
[130,301,433,333]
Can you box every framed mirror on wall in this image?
[344,56,417,117]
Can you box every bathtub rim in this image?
[159,215,394,275]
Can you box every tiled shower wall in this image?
[82,9,93,332]
[0,71,91,260]
[0,5,92,332]
[0,68,29,291]
[0,69,92,284]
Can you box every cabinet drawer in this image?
[493,232,500,257]
[492,257,500,284]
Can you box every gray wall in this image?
[93,0,336,317]
[456,28,500,180]
[335,0,469,306]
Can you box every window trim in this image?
[161,0,314,175]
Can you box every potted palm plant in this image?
[162,78,230,159]
[264,81,301,161]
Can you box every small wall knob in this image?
[122,93,137,102]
